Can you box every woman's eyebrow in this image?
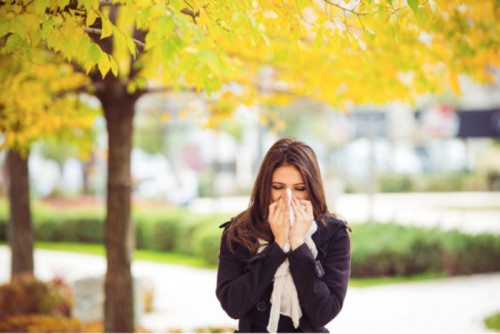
[272,182,305,186]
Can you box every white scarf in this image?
[260,189,318,333]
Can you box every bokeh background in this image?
[1,0,500,333]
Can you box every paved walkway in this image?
[1,246,499,333]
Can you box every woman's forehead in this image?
[272,165,304,183]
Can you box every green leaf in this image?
[204,72,222,94]
[136,7,151,29]
[78,34,92,52]
[171,35,184,49]
[34,0,49,15]
[12,18,26,37]
[6,33,24,52]
[177,15,193,41]
[158,15,174,34]
[408,0,419,16]
[42,20,54,38]
[386,0,393,6]
[497,0,500,10]
[415,7,428,26]
[24,42,32,60]
[377,5,386,17]
[90,43,101,62]
[161,39,177,60]
[296,0,311,12]
[0,19,11,38]
[198,49,219,72]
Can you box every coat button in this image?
[315,261,324,277]
[256,301,267,312]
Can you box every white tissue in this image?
[286,188,295,226]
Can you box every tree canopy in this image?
[0,49,97,156]
[1,0,498,115]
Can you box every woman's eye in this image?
[295,187,306,192]
[272,185,284,190]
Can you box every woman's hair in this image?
[224,137,333,259]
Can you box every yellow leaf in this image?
[109,54,118,76]
[100,13,113,39]
[98,53,111,78]
[86,10,99,27]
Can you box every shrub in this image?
[0,314,83,333]
[484,312,500,331]
[378,174,414,193]
[134,207,188,252]
[376,172,489,193]
[2,199,499,277]
[191,223,224,266]
[350,223,500,278]
[0,202,105,244]
[0,274,72,319]
[0,316,138,333]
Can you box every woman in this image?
[216,137,351,333]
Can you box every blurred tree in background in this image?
[0,49,96,280]
[1,0,499,331]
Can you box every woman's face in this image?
[271,165,309,203]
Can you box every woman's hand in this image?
[268,196,290,250]
[289,196,314,250]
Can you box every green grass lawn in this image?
[27,242,450,287]
[34,242,212,269]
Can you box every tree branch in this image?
[99,0,119,7]
[84,27,145,50]
[180,8,199,23]
[323,0,367,16]
[142,85,198,94]
[52,83,96,100]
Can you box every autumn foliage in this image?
[0,274,72,318]
[1,1,498,112]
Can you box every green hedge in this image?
[350,223,500,277]
[377,171,490,193]
[1,201,500,277]
[0,201,232,267]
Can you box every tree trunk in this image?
[81,159,91,195]
[6,149,34,279]
[90,6,146,331]
[98,79,138,333]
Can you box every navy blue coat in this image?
[216,216,351,333]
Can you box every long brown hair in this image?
[224,137,332,259]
